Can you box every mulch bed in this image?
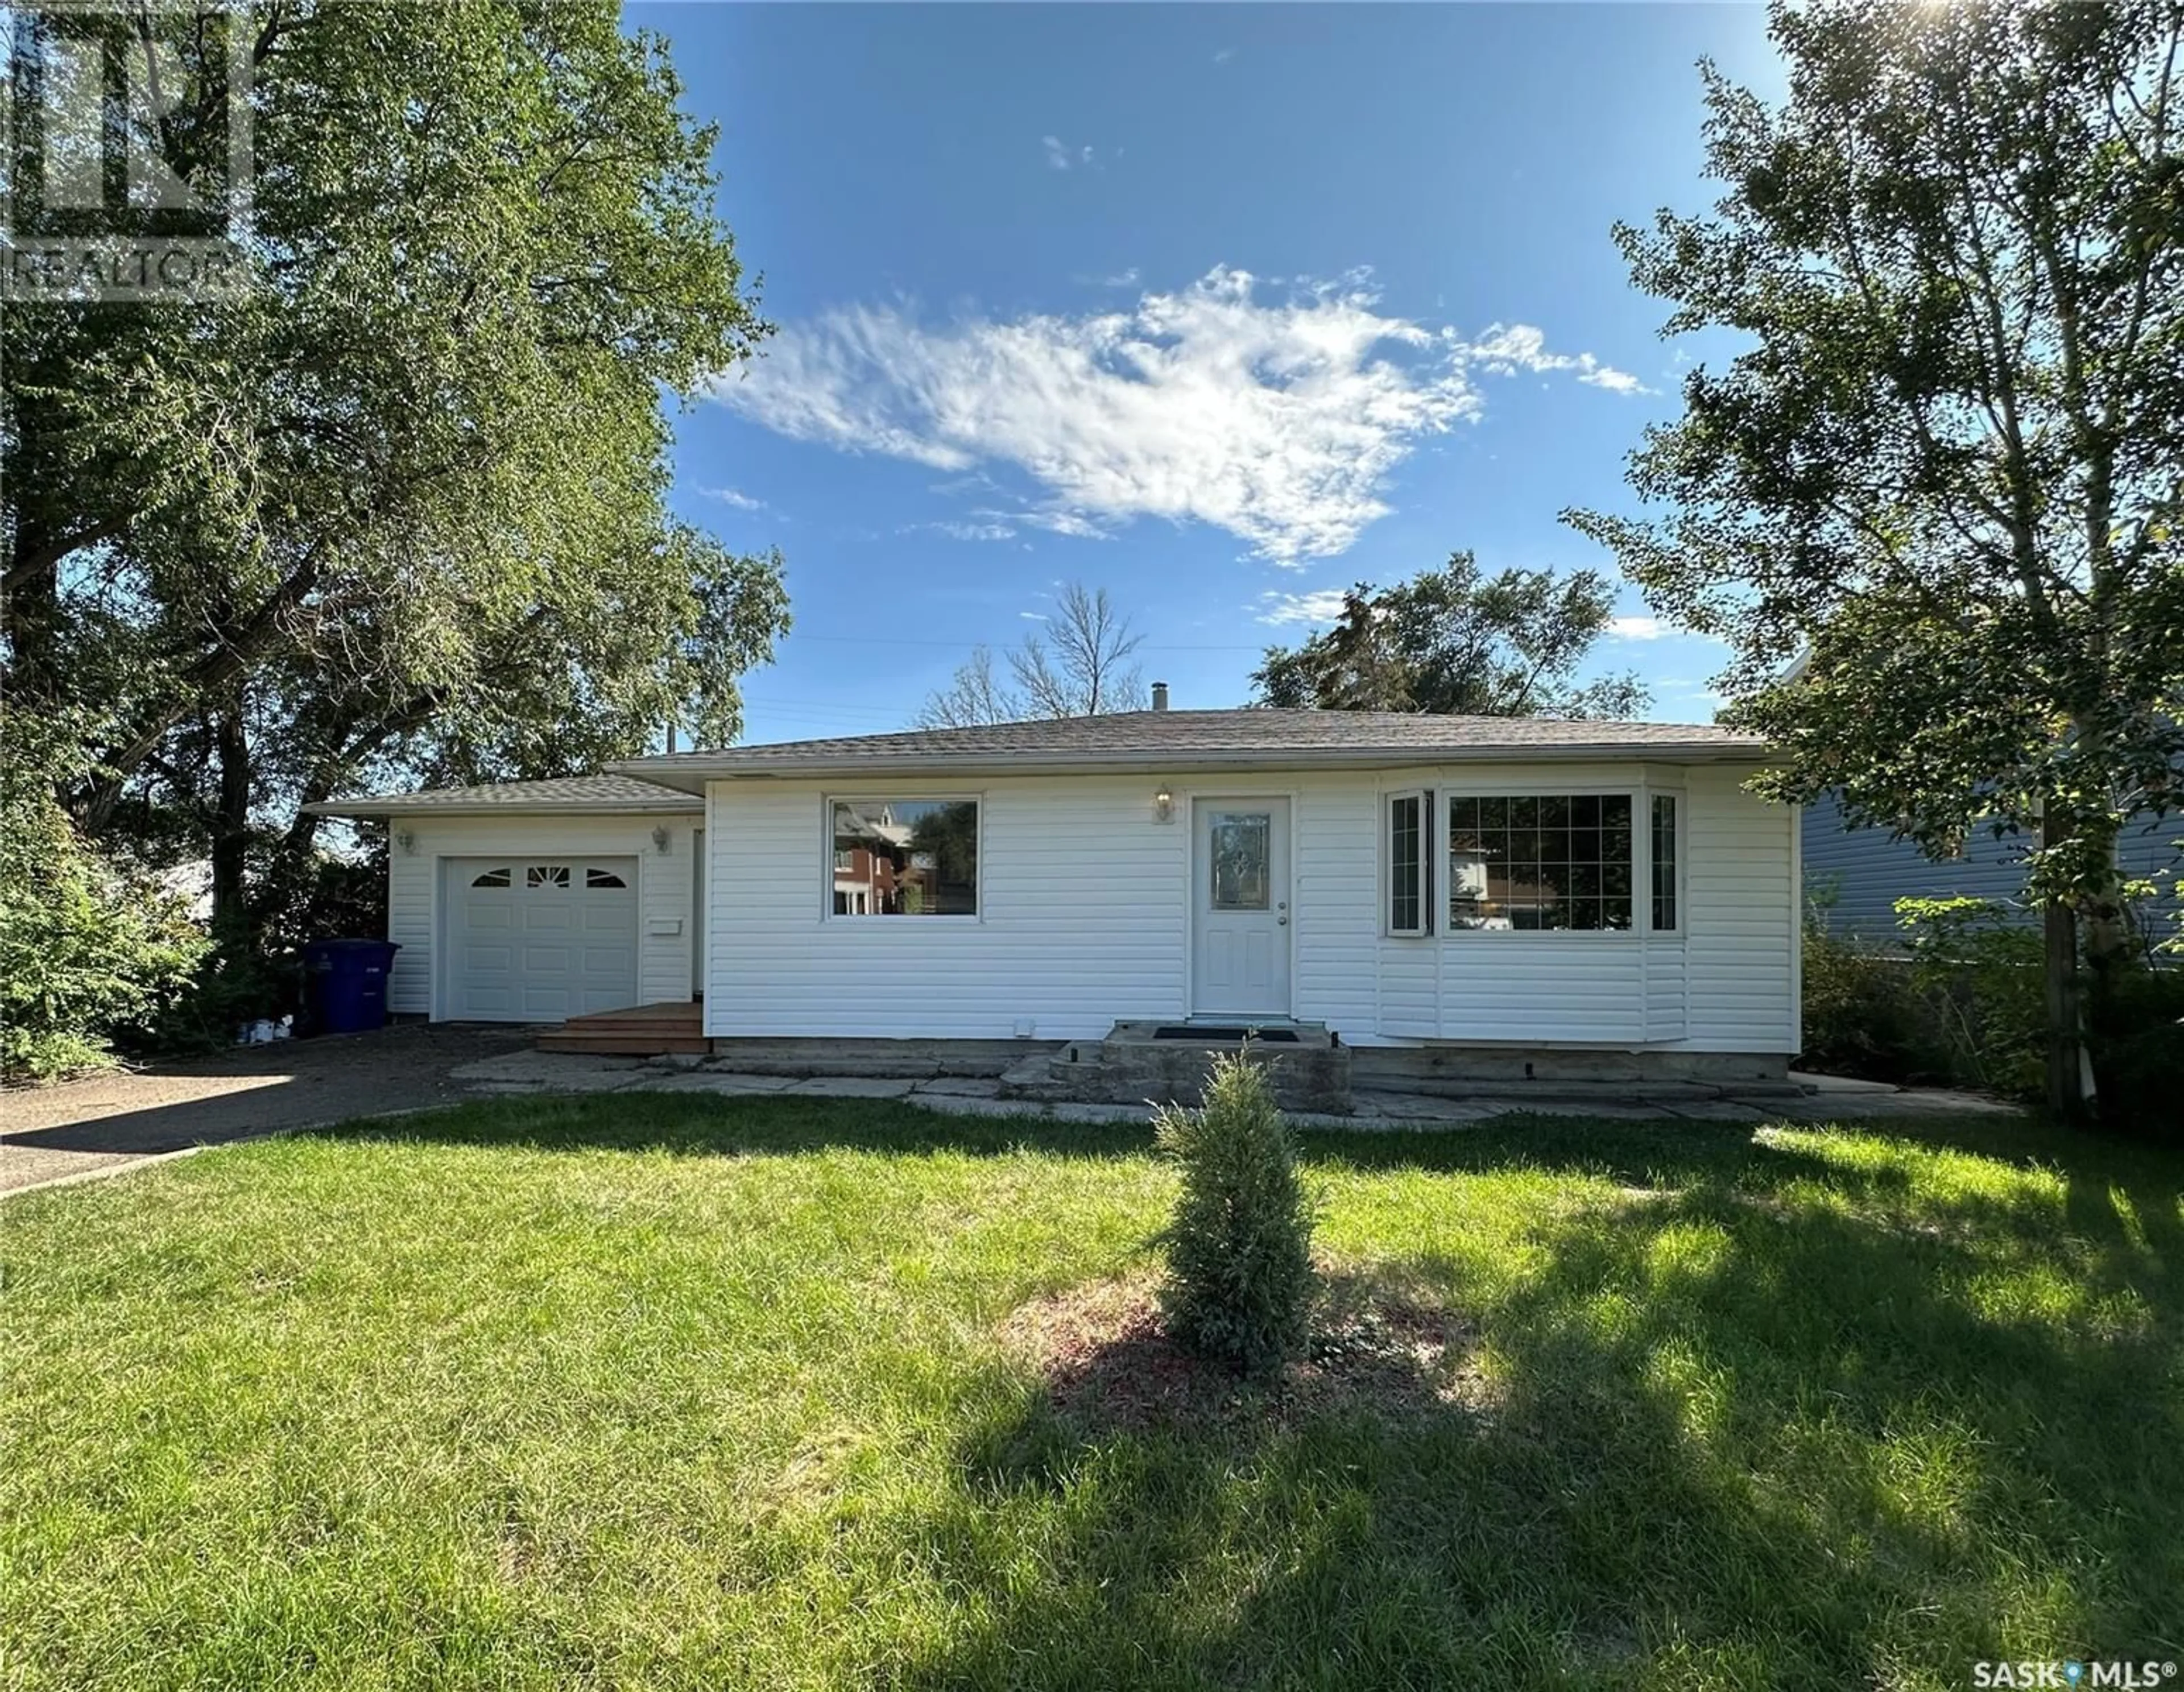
[998,1266,1495,1429]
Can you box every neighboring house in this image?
[312,708,1803,1071]
[1802,792,2184,955]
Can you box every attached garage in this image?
[305,776,704,1024]
[442,857,641,1021]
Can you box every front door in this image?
[1191,798,1291,1018]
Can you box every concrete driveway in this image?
[0,1023,539,1195]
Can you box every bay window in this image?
[1446,794,1637,932]
[1385,790,1430,936]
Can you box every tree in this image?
[1251,553,1649,718]
[1,2,790,946]
[1563,0,2184,1120]
[918,582,1147,727]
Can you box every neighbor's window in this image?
[829,799,979,917]
[1651,795,1678,933]
[1447,795,1634,931]
[1387,791,1429,936]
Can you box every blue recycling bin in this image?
[304,938,401,1034]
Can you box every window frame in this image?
[821,793,985,924]
[1439,787,1648,938]
[1649,792,1681,934]
[1383,788,1433,938]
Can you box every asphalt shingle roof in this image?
[312,711,1767,814]
[305,773,701,818]
[612,709,1767,791]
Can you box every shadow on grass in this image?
[888,1136,2183,1689]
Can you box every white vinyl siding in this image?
[1684,764,1800,1053]
[384,814,699,1019]
[702,760,1797,1054]
[705,775,1189,1041]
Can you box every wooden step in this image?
[540,1000,705,1057]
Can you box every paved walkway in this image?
[3,1034,2021,1198]
[457,1049,2021,1131]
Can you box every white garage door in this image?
[445,858,640,1021]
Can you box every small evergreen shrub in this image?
[1154,1050,1317,1375]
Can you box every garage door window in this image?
[526,864,571,889]
[471,867,511,888]
[585,867,627,890]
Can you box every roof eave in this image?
[609,742,1772,793]
[303,797,705,819]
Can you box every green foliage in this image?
[1153,1053,1317,1375]
[3,0,790,956]
[1896,898,2049,1101]
[1798,924,1929,1085]
[0,717,206,1081]
[1252,553,1649,719]
[2087,966,2184,1141]
[1566,0,2184,1111]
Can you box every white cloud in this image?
[710,267,1641,564]
[1256,588,1351,627]
[1607,615,1666,640]
[1043,135,1097,171]
[908,519,1017,543]
[696,485,772,513]
[1582,366,1648,396]
[1458,322,1652,396]
[1213,47,1236,64]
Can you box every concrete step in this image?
[537,1033,711,1056]
[1352,1075,1802,1102]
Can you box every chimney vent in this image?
[1151,681,1169,711]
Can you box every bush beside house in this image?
[1802,887,2184,1138]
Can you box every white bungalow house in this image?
[312,707,1800,1077]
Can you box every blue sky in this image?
[633,3,1783,746]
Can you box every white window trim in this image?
[1437,785,1647,939]
[820,793,985,924]
[1647,791,1685,936]
[1383,788,1432,938]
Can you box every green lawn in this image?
[3,1098,2178,1690]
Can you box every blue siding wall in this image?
[1801,793,2184,953]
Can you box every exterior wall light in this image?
[652,825,672,854]
[1152,787,1175,824]
[395,828,417,855]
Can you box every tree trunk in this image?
[210,700,253,938]
[2038,805,2091,1124]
